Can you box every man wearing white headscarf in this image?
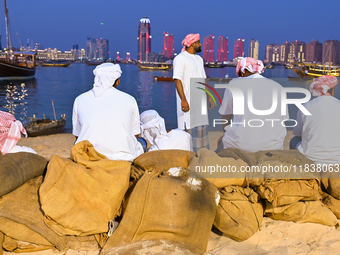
[216,57,288,153]
[291,75,340,165]
[140,110,192,151]
[72,63,143,161]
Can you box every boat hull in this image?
[25,119,66,137]
[0,60,36,78]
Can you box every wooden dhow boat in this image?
[0,0,36,79]
[41,60,72,67]
[152,75,174,81]
[25,115,66,137]
[135,61,172,70]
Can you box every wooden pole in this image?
[52,100,57,121]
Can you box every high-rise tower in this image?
[163,32,174,59]
[217,36,228,62]
[137,17,151,62]
[203,35,215,62]
[234,38,245,59]
[249,39,259,60]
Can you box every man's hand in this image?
[217,135,223,148]
[181,100,190,112]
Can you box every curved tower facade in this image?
[137,17,151,62]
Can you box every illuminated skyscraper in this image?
[322,40,340,64]
[234,38,245,59]
[95,38,109,60]
[203,35,215,62]
[248,39,259,59]
[116,52,120,61]
[217,36,228,62]
[264,44,281,63]
[163,32,174,59]
[137,17,151,62]
[306,40,322,63]
[287,41,306,63]
[126,52,131,61]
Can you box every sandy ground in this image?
[11,130,340,255]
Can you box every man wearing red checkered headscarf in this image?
[291,75,340,165]
[0,111,27,154]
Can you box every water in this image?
[0,64,338,133]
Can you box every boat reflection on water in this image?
[0,78,37,122]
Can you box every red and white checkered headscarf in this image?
[236,57,264,77]
[309,75,338,97]
[181,34,200,52]
[0,111,27,155]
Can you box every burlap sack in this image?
[0,177,99,252]
[190,148,247,188]
[100,168,218,255]
[133,150,194,172]
[321,192,340,219]
[321,178,340,200]
[39,140,131,236]
[3,236,53,253]
[256,179,322,207]
[218,148,319,186]
[265,200,338,227]
[0,152,47,197]
[101,239,201,255]
[214,186,263,241]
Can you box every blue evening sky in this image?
[1,0,339,60]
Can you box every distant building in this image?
[280,42,290,62]
[35,48,75,61]
[137,17,151,62]
[287,41,306,63]
[126,52,131,61]
[163,32,174,59]
[35,42,43,50]
[248,39,259,60]
[322,40,340,64]
[0,35,2,51]
[264,44,281,64]
[234,38,245,59]
[95,38,109,60]
[72,44,79,59]
[306,40,322,63]
[203,35,215,62]
[86,37,93,60]
[217,36,228,62]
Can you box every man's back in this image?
[295,96,340,164]
[72,87,141,161]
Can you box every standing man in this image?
[72,63,143,162]
[173,33,213,152]
[290,75,340,165]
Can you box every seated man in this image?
[0,111,36,154]
[140,109,192,151]
[216,57,288,153]
[72,63,143,162]
[290,75,340,165]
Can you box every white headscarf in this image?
[140,110,192,151]
[140,110,168,145]
[92,63,122,97]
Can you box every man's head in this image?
[92,63,122,97]
[181,34,201,54]
[236,57,264,77]
[309,75,338,97]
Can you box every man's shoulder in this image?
[113,88,137,103]
[75,90,94,101]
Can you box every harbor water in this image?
[0,63,338,133]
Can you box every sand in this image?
[10,130,340,255]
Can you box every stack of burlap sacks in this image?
[1,141,340,255]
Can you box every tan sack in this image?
[265,200,338,227]
[3,236,53,253]
[321,178,340,200]
[0,152,47,197]
[321,192,340,219]
[100,168,218,255]
[101,239,201,255]
[0,177,99,252]
[133,149,194,172]
[190,148,247,188]
[214,186,264,241]
[218,148,319,186]
[256,179,321,207]
[39,140,131,236]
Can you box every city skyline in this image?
[0,0,339,60]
